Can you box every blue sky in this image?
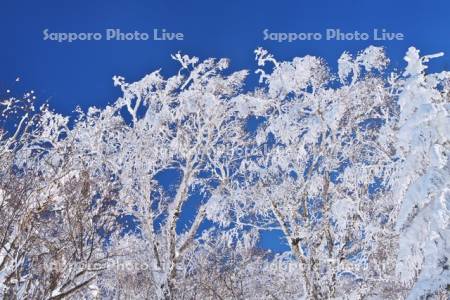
[1,0,449,252]
[1,0,449,113]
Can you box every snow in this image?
[1,46,449,299]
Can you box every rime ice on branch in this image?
[0,46,449,299]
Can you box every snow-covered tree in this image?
[224,46,404,299]
[0,95,117,299]
[103,54,253,299]
[1,46,449,299]
[392,47,450,299]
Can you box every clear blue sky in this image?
[1,0,449,113]
[1,0,449,252]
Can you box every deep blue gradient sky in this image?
[1,0,449,114]
[1,0,449,253]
